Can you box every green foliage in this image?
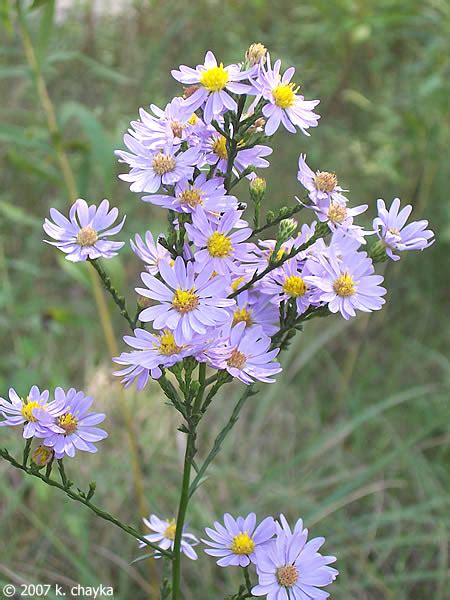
[0,1,448,599]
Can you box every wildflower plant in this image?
[0,43,434,600]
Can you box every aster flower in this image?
[116,140,200,193]
[260,258,315,316]
[171,51,255,123]
[207,323,282,384]
[130,231,170,275]
[304,250,386,320]
[113,328,207,384]
[313,200,368,244]
[0,385,50,438]
[33,387,107,459]
[204,132,272,176]
[139,514,199,560]
[203,513,275,567]
[253,54,320,136]
[297,154,347,205]
[144,174,238,215]
[136,256,235,345]
[185,208,255,275]
[232,290,279,336]
[125,97,203,150]
[43,199,125,262]
[373,197,434,261]
[252,515,338,600]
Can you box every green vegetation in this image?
[0,1,448,598]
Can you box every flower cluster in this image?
[142,512,338,599]
[39,47,435,387]
[0,386,107,459]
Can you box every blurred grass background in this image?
[0,0,449,598]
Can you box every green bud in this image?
[277,218,298,243]
[249,177,266,204]
[266,210,275,224]
[369,240,389,263]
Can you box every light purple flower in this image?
[136,256,235,345]
[116,140,200,193]
[203,513,276,567]
[297,154,347,206]
[33,387,107,459]
[304,250,386,320]
[207,323,281,384]
[185,208,255,275]
[144,174,238,215]
[125,98,203,150]
[113,328,207,384]
[252,515,338,600]
[43,199,125,262]
[204,132,272,176]
[232,290,279,336]
[0,385,50,439]
[171,51,255,123]
[373,197,434,261]
[253,54,320,136]
[130,231,170,275]
[313,200,368,243]
[140,514,199,560]
[260,258,315,316]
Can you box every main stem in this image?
[172,363,206,599]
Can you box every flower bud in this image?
[277,218,298,243]
[32,445,54,468]
[249,177,266,204]
[369,240,389,263]
[245,43,267,66]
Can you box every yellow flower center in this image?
[276,565,299,587]
[267,247,286,263]
[232,307,253,327]
[152,152,176,175]
[21,400,41,422]
[164,519,177,541]
[200,64,229,91]
[283,275,307,298]
[57,412,78,435]
[172,288,200,313]
[158,330,182,356]
[178,188,203,208]
[327,202,347,224]
[231,276,245,292]
[230,532,255,555]
[32,446,53,467]
[207,231,233,258]
[227,349,247,370]
[187,113,199,125]
[272,82,299,108]
[314,171,337,192]
[77,226,98,247]
[333,273,356,297]
[212,135,228,160]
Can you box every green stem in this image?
[0,449,171,557]
[250,202,306,239]
[90,259,135,329]
[171,433,195,600]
